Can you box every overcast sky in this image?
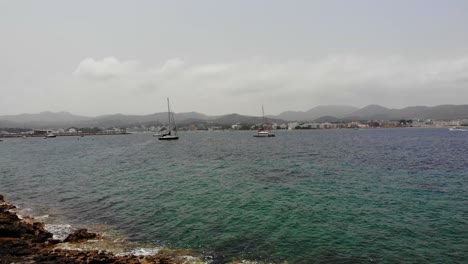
[1,0,468,116]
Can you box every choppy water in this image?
[1,128,467,263]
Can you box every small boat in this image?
[254,105,275,137]
[45,133,56,138]
[449,126,468,131]
[254,128,275,137]
[158,98,179,140]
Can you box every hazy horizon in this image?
[2,1,468,116]
[2,103,468,118]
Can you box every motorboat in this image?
[449,126,467,131]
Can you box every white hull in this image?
[254,105,275,137]
[449,127,468,131]
[254,132,275,137]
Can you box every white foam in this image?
[35,214,49,221]
[115,247,160,256]
[21,207,33,214]
[45,224,73,240]
[55,245,83,251]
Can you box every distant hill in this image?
[210,113,284,125]
[0,120,22,129]
[272,105,358,121]
[0,111,92,123]
[0,111,210,128]
[1,104,468,128]
[345,104,390,120]
[74,112,210,128]
[314,115,341,123]
[405,105,468,119]
[344,104,468,120]
[0,112,93,128]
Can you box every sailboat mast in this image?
[167,98,171,127]
[262,104,266,124]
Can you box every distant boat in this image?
[158,98,179,140]
[45,133,56,138]
[254,105,275,137]
[254,128,275,137]
[449,126,468,131]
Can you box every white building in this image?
[231,124,242,130]
[287,122,300,130]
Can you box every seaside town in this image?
[1,118,467,138]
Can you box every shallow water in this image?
[1,128,467,263]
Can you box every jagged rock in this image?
[0,237,39,256]
[0,194,185,264]
[0,209,20,224]
[64,228,99,243]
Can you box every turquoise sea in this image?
[1,128,467,263]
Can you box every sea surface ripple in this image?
[1,128,467,263]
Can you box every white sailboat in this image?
[158,98,179,140]
[254,105,275,137]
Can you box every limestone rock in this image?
[64,228,99,243]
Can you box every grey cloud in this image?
[74,57,140,80]
[70,55,468,114]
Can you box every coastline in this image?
[0,132,130,138]
[0,194,207,264]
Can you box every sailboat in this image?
[158,98,179,140]
[254,105,275,137]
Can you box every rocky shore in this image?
[0,194,203,264]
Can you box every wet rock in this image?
[64,228,99,242]
[0,237,39,256]
[0,194,187,264]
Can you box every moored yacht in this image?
[158,98,179,140]
[253,105,275,137]
[254,128,275,137]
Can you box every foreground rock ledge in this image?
[0,194,191,264]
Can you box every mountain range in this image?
[1,104,468,128]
